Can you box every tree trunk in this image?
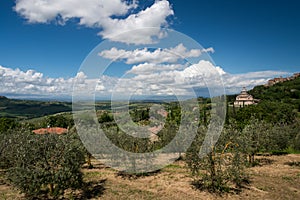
[248,153,255,164]
[209,150,216,191]
[49,183,54,195]
[87,153,93,169]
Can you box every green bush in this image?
[0,117,19,134]
[4,131,85,199]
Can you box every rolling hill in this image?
[0,96,72,119]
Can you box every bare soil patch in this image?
[1,154,300,199]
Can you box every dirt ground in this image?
[1,154,300,200]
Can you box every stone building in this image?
[265,73,300,87]
[234,87,255,107]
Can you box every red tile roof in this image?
[32,127,68,135]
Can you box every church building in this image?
[234,87,256,107]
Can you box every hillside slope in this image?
[0,96,71,119]
[226,76,300,125]
[249,76,300,111]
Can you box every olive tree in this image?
[241,118,274,164]
[186,124,249,193]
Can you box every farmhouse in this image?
[234,87,255,107]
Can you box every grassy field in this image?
[1,154,300,200]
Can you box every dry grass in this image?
[1,154,300,199]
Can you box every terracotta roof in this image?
[32,127,68,135]
[157,109,168,118]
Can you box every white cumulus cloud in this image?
[98,0,174,44]
[223,71,290,94]
[14,0,136,25]
[0,65,290,99]
[128,63,183,75]
[14,0,174,44]
[0,65,96,98]
[99,43,214,64]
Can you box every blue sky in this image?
[0,0,299,99]
[171,0,300,73]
